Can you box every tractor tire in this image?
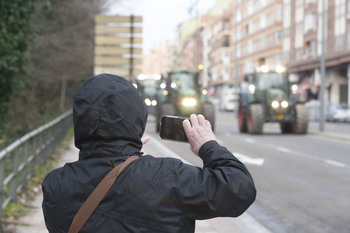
[292,104,308,134]
[238,104,248,133]
[156,103,175,132]
[247,104,264,134]
[203,103,216,132]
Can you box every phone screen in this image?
[159,115,189,142]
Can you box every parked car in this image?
[305,100,328,121]
[221,97,236,112]
[346,108,350,123]
[326,103,349,122]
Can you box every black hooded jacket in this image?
[42,73,256,233]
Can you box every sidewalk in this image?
[308,121,350,141]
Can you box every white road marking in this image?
[232,211,272,233]
[234,152,265,166]
[245,137,256,143]
[324,159,346,168]
[277,147,292,154]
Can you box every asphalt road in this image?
[144,111,350,233]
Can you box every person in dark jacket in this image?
[42,73,256,233]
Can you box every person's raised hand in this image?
[183,114,216,156]
[141,135,150,145]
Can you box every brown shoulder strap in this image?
[68,156,139,233]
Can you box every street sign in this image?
[94,15,143,81]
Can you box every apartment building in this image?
[204,6,236,108]
[284,0,350,104]
[233,0,284,79]
[200,0,284,103]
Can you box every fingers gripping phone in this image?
[159,115,189,142]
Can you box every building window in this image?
[223,35,230,47]
[283,52,290,63]
[335,0,346,18]
[304,40,316,58]
[248,1,254,16]
[275,53,282,65]
[223,19,230,31]
[334,0,346,50]
[295,23,304,48]
[295,49,303,61]
[260,15,267,30]
[258,58,265,66]
[275,6,282,23]
[235,9,241,23]
[222,67,229,81]
[335,35,345,51]
[222,51,230,64]
[248,40,253,54]
[305,0,316,4]
[275,30,282,44]
[304,13,316,33]
[283,28,290,38]
[261,0,268,8]
[260,36,267,50]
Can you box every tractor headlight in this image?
[271,100,279,108]
[281,100,289,108]
[145,98,152,106]
[249,84,256,94]
[182,98,197,107]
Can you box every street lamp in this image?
[319,0,326,132]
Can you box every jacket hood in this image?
[73,73,148,160]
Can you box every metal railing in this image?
[0,110,72,231]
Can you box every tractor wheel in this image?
[292,104,308,134]
[156,103,175,132]
[247,104,264,134]
[238,104,248,133]
[203,103,216,132]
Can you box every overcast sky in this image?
[108,0,215,51]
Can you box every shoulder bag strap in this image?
[68,155,139,233]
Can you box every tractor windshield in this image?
[139,79,159,96]
[169,72,196,90]
[256,73,288,90]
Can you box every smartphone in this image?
[159,115,189,142]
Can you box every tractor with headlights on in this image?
[237,65,308,134]
[155,69,215,132]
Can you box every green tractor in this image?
[237,65,308,134]
[135,74,161,115]
[155,69,215,132]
